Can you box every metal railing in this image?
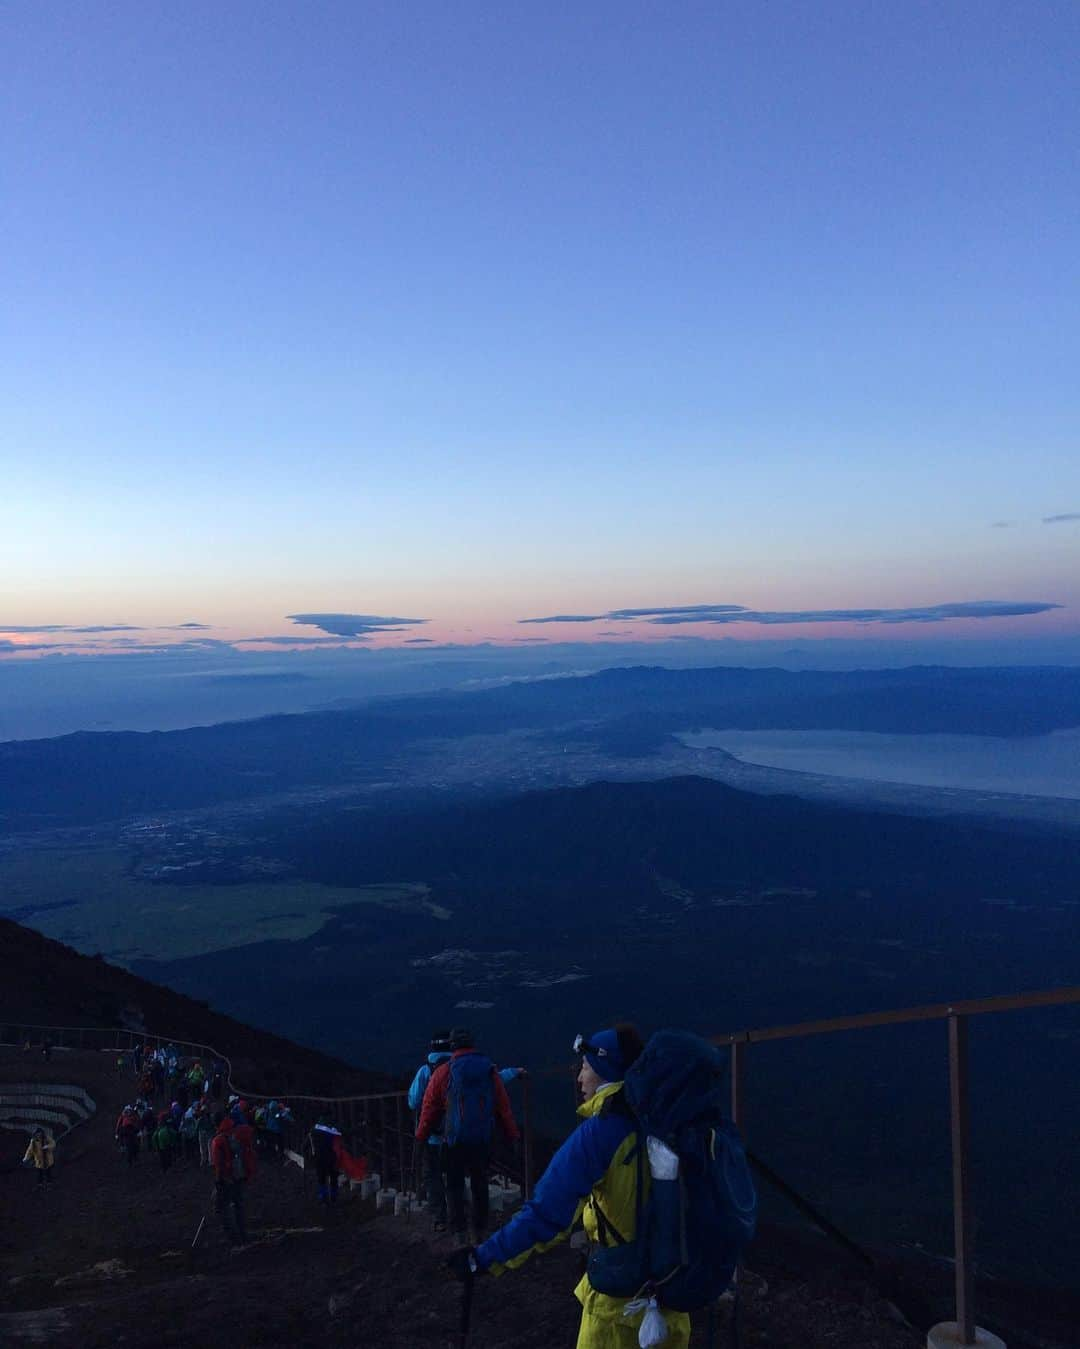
[714,985,1080,1347]
[0,1021,533,1201]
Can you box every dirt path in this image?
[1,1047,927,1347]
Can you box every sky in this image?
[3,1,1079,672]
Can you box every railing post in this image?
[730,1039,746,1134]
[949,1012,975,1346]
[397,1095,406,1193]
[522,1072,533,1200]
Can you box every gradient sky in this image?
[3,1,1079,658]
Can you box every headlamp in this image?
[573,1033,607,1059]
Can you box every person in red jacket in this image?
[115,1107,140,1167]
[416,1027,519,1241]
[209,1114,251,1245]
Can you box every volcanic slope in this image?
[2,921,1075,1348]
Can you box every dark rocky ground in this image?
[2,1047,1074,1348]
[0,1047,931,1349]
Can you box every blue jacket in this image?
[475,1081,635,1274]
[408,1053,451,1145]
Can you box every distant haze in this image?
[681,728,1080,800]
[6,637,1080,743]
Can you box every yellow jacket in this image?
[23,1132,56,1170]
[478,1081,689,1337]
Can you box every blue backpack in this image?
[586,1030,757,1311]
[444,1053,496,1146]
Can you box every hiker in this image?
[308,1116,343,1204]
[253,1102,269,1152]
[151,1111,179,1173]
[141,1101,157,1140]
[408,1030,453,1229]
[196,1103,216,1167]
[188,1060,206,1099]
[23,1127,56,1188]
[416,1026,519,1242]
[179,1104,200,1162]
[116,1106,141,1166]
[41,1036,53,1062]
[211,1058,226,1100]
[210,1114,250,1245]
[451,1025,685,1349]
[264,1099,292,1158]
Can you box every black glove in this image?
[446,1247,481,1282]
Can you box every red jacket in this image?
[210,1118,258,1182]
[416,1049,519,1144]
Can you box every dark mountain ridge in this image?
[0,917,394,1099]
[3,662,1080,829]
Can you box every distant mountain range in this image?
[4,663,1080,829]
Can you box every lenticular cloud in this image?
[519,600,1060,626]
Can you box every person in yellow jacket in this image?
[23,1127,57,1188]
[454,1024,691,1349]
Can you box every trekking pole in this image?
[188,1213,207,1273]
[459,1266,475,1349]
[729,1279,742,1349]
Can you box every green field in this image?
[0,848,439,963]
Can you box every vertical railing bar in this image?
[397,1095,406,1194]
[380,1095,387,1187]
[948,1012,976,1346]
[522,1072,533,1200]
[730,1039,746,1134]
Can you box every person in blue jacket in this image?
[452,1023,691,1349]
[408,1030,453,1228]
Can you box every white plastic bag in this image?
[646,1136,679,1180]
[624,1294,669,1347]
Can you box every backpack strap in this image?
[590,1130,645,1249]
[591,1196,628,1247]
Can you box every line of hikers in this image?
[113,1092,272,1245]
[24,1019,757,1345]
[122,1042,229,1108]
[114,1092,296,1171]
